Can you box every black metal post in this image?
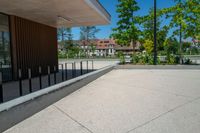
[61,64,64,81]
[72,63,74,78]
[74,62,76,77]
[180,23,182,64]
[153,0,157,65]
[0,72,3,103]
[18,69,23,96]
[0,62,2,69]
[54,66,56,84]
[179,0,182,64]
[80,61,83,75]
[48,66,51,86]
[65,63,68,80]
[39,66,42,89]
[28,68,32,93]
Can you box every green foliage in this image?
[131,54,139,64]
[57,27,73,49]
[111,0,140,47]
[167,54,176,64]
[58,46,81,59]
[131,53,154,65]
[160,0,200,39]
[139,9,168,51]
[89,44,96,56]
[80,26,100,57]
[119,55,125,64]
[143,40,154,54]
[189,47,200,55]
[164,37,179,55]
[116,51,124,58]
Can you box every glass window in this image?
[0,13,12,81]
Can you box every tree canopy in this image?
[111,0,140,47]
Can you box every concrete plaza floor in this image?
[4,69,200,133]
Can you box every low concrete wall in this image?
[0,65,115,132]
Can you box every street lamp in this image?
[153,0,157,65]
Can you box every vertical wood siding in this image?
[10,16,58,79]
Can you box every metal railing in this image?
[0,60,94,104]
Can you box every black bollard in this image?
[18,69,23,96]
[72,63,74,78]
[74,62,76,77]
[65,63,68,80]
[54,66,56,84]
[61,64,64,81]
[0,72,3,103]
[28,68,32,93]
[48,66,51,86]
[39,66,42,89]
[80,61,83,75]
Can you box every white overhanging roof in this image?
[0,0,111,28]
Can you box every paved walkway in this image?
[4,69,200,133]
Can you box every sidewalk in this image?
[4,69,200,133]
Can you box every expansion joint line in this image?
[126,96,200,133]
[53,105,94,133]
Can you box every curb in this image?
[116,65,200,70]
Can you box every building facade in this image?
[0,0,110,81]
[75,39,142,57]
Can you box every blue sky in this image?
[72,0,176,40]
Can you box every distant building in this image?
[114,41,142,55]
[70,39,142,57]
[95,39,115,57]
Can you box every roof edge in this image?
[84,0,111,24]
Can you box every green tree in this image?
[184,0,200,39]
[161,0,200,62]
[164,37,179,55]
[57,27,73,51]
[80,26,100,42]
[143,39,154,54]
[140,9,168,51]
[80,26,100,57]
[164,37,179,64]
[65,28,73,49]
[111,0,140,53]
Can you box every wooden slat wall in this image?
[10,16,58,79]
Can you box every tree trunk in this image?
[131,40,136,55]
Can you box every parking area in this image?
[4,69,200,133]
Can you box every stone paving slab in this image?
[130,99,200,133]
[4,69,200,133]
[4,106,91,133]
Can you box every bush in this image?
[131,54,139,64]
[119,55,125,64]
[166,54,179,65]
